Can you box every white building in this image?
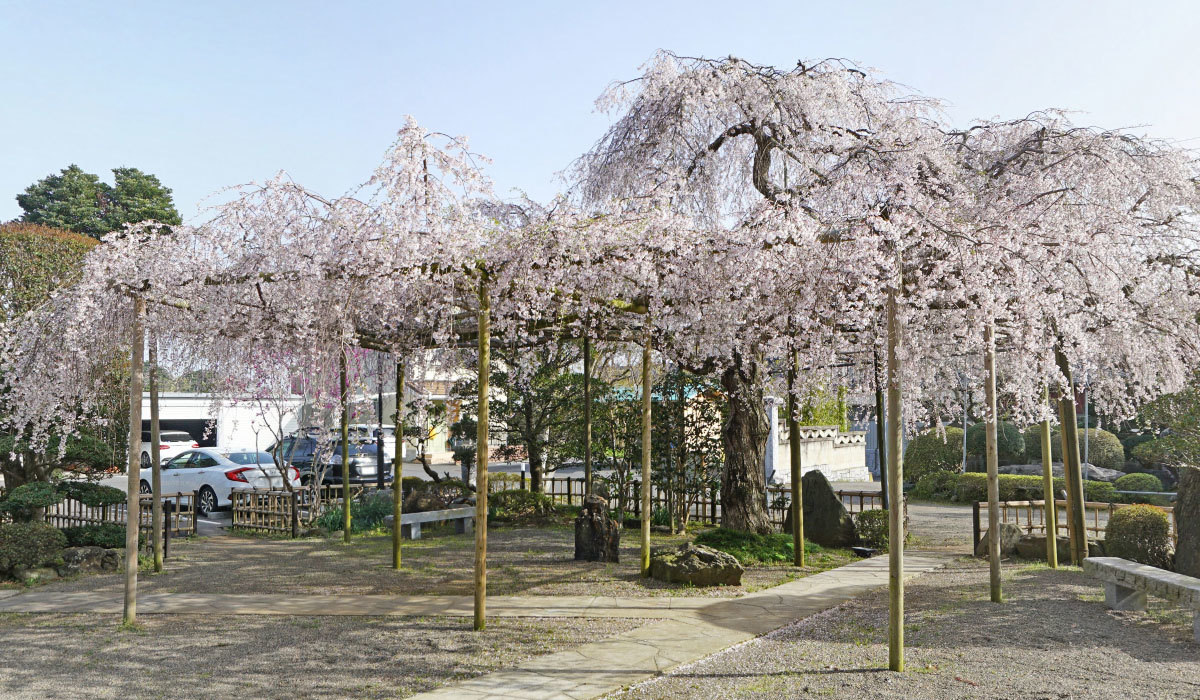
[140,393,303,452]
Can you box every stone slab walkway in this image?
[409,551,954,700]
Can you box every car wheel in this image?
[139,480,152,495]
[140,452,151,470]
[197,486,218,516]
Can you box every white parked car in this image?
[139,448,300,515]
[139,430,199,470]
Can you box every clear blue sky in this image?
[1,0,1197,223]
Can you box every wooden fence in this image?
[231,483,398,535]
[45,492,198,538]
[971,499,1177,551]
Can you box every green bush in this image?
[488,489,554,521]
[966,422,1025,465]
[903,428,963,482]
[1120,432,1156,461]
[854,509,890,550]
[403,479,470,513]
[316,492,394,534]
[1105,504,1173,569]
[910,471,958,501]
[0,482,62,522]
[0,522,67,574]
[61,523,129,549]
[955,473,1116,503]
[650,506,671,528]
[1026,427,1126,471]
[56,482,125,508]
[1131,439,1176,469]
[1114,473,1164,494]
[693,527,824,565]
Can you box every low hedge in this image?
[1024,426,1125,471]
[488,489,554,521]
[57,482,125,508]
[0,482,61,522]
[62,523,132,549]
[955,473,1116,503]
[1105,504,1173,569]
[910,471,958,501]
[1114,472,1164,493]
[0,522,66,574]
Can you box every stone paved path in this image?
[408,552,954,700]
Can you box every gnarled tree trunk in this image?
[719,351,772,534]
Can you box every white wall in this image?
[141,393,303,451]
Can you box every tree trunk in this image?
[583,331,592,497]
[340,349,351,543]
[149,335,163,573]
[393,359,405,570]
[1055,349,1088,565]
[1040,387,1058,568]
[1175,465,1200,577]
[873,349,888,510]
[983,321,1002,603]
[719,351,772,534]
[885,283,904,673]
[474,280,490,631]
[123,296,145,626]
[788,349,804,567]
[640,332,652,576]
[526,402,544,493]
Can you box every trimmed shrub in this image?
[315,491,394,534]
[911,471,958,501]
[1114,473,1164,494]
[1105,504,1173,569]
[488,489,554,521]
[61,523,129,549]
[1027,427,1126,471]
[1131,439,1176,470]
[855,509,890,550]
[955,473,1117,503]
[0,522,67,574]
[903,428,963,482]
[0,482,62,522]
[56,482,125,508]
[693,527,824,565]
[966,422,1025,465]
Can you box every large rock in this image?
[997,462,1124,483]
[649,543,743,586]
[786,470,856,547]
[574,495,619,562]
[56,546,122,576]
[975,523,1022,557]
[1015,534,1071,562]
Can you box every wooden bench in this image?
[1083,557,1200,641]
[384,506,475,540]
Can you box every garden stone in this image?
[15,567,59,585]
[1015,534,1070,562]
[649,542,743,586]
[997,462,1123,482]
[786,470,856,547]
[975,523,1022,557]
[574,494,619,562]
[56,546,122,576]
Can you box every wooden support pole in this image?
[1041,387,1058,568]
[148,334,163,572]
[340,348,351,543]
[640,330,652,577]
[123,296,146,626]
[788,348,804,567]
[393,358,406,570]
[583,331,593,497]
[1055,350,1088,565]
[885,282,904,672]
[474,280,491,630]
[983,321,1002,603]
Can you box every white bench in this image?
[1083,557,1200,641]
[384,506,475,540]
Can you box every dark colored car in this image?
[267,436,390,485]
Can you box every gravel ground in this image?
[0,612,643,699]
[610,558,1200,699]
[906,501,975,552]
[36,524,855,598]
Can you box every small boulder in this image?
[56,546,122,576]
[15,567,59,585]
[649,543,743,586]
[975,523,1023,557]
[1015,534,1071,562]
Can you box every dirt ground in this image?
[611,557,1200,699]
[36,523,856,598]
[0,612,642,700]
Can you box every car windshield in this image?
[331,442,378,457]
[224,451,274,465]
[160,432,193,443]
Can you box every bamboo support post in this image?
[640,330,652,577]
[393,359,405,569]
[984,322,1002,603]
[474,280,490,630]
[885,282,904,672]
[123,296,146,625]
